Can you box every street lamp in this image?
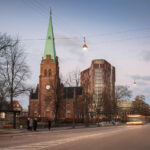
[133,81,136,86]
[82,37,88,51]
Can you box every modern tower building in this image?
[81,59,115,118]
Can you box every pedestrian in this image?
[48,120,51,131]
[33,118,37,131]
[29,118,33,131]
[27,118,30,130]
[112,119,115,125]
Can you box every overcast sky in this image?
[0,0,150,108]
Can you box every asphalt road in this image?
[0,124,150,150]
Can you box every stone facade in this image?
[29,55,60,120]
[39,55,60,120]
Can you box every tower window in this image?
[44,70,47,76]
[48,69,51,76]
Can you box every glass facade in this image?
[94,68,104,112]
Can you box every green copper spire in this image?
[43,8,56,62]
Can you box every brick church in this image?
[28,11,116,122]
[28,12,83,121]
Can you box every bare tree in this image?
[83,90,92,127]
[131,95,149,115]
[64,68,80,87]
[115,85,132,100]
[0,80,9,108]
[64,68,81,128]
[72,68,80,87]
[72,68,80,128]
[0,33,13,55]
[45,69,62,123]
[114,85,132,115]
[135,95,145,101]
[81,72,93,127]
[95,93,103,122]
[0,34,30,110]
[53,76,60,122]
[0,34,15,104]
[102,91,112,121]
[63,72,73,87]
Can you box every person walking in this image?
[29,118,33,131]
[48,120,51,131]
[112,119,115,125]
[33,118,37,131]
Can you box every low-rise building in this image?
[13,100,22,111]
[0,100,22,128]
[117,99,132,113]
[117,99,133,121]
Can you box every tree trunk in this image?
[72,88,76,128]
[84,97,89,127]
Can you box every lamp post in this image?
[133,81,136,86]
[82,37,88,51]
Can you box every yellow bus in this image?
[126,115,145,125]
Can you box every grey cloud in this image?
[131,75,150,81]
[55,34,87,63]
[55,34,82,51]
[136,81,149,86]
[140,50,150,62]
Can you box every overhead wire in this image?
[18,34,150,43]
[33,0,150,40]
[30,0,84,38]
[88,27,150,38]
[20,0,66,40]
[30,0,49,16]
[20,0,150,43]
[21,0,47,17]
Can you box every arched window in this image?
[48,69,51,76]
[44,70,47,76]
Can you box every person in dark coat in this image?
[48,120,51,131]
[29,118,33,131]
[27,118,30,130]
[33,118,37,131]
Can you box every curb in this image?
[0,124,123,137]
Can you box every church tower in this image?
[38,10,60,120]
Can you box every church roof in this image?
[63,87,83,99]
[43,9,56,62]
[30,88,38,100]
[30,92,38,99]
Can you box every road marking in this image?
[0,125,145,150]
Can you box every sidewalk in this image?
[0,123,123,137]
[0,128,28,135]
[0,125,95,135]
